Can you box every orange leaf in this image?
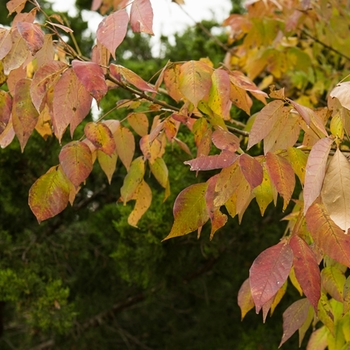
[12,78,39,151]
[127,112,149,136]
[130,0,154,35]
[306,201,350,268]
[164,64,183,102]
[97,149,117,184]
[266,152,295,210]
[127,180,152,227]
[28,165,71,223]
[59,141,93,187]
[239,153,263,189]
[84,122,116,156]
[211,127,240,153]
[229,83,252,115]
[238,278,255,320]
[179,60,212,107]
[0,91,12,134]
[114,125,135,170]
[96,10,129,59]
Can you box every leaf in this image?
[279,298,311,348]
[120,156,145,204]
[0,116,15,148]
[164,64,182,102]
[289,235,321,310]
[12,78,39,151]
[266,152,295,211]
[229,83,252,115]
[298,303,314,347]
[209,209,228,239]
[84,122,116,156]
[140,135,163,163]
[287,147,308,184]
[127,112,149,136]
[321,149,350,232]
[321,266,345,302]
[239,154,263,189]
[52,68,92,141]
[31,60,66,112]
[149,157,168,189]
[0,91,12,134]
[247,100,285,150]
[173,137,192,156]
[306,326,328,350]
[127,180,152,227]
[109,64,156,93]
[72,60,108,104]
[6,0,27,15]
[263,280,288,322]
[114,126,135,171]
[253,162,276,215]
[317,293,334,336]
[0,28,12,60]
[211,127,240,153]
[96,9,129,59]
[97,149,117,184]
[130,0,154,35]
[17,22,44,54]
[237,278,255,320]
[303,137,333,215]
[344,276,350,314]
[306,201,350,268]
[28,165,71,223]
[2,29,28,75]
[59,141,93,187]
[184,151,238,171]
[249,241,293,313]
[208,69,232,120]
[330,82,350,111]
[179,60,212,107]
[163,183,209,240]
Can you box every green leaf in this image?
[28,165,71,223]
[163,183,209,240]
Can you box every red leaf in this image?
[28,166,71,223]
[12,78,39,151]
[163,183,209,240]
[84,122,116,156]
[17,22,44,54]
[303,137,333,215]
[179,60,212,107]
[109,64,156,93]
[52,68,92,141]
[184,151,238,171]
[130,0,154,35]
[239,154,263,189]
[211,127,240,153]
[279,298,311,348]
[289,235,321,310]
[72,60,108,104]
[31,60,66,112]
[96,10,129,59]
[266,152,295,210]
[306,201,350,267]
[59,141,93,187]
[249,241,293,313]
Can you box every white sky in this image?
[48,0,232,54]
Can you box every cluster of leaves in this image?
[3,0,350,348]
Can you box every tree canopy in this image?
[2,0,350,348]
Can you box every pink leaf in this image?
[211,127,240,153]
[17,22,44,54]
[239,153,263,189]
[303,137,333,215]
[72,60,108,104]
[130,0,154,35]
[96,10,129,59]
[249,241,293,313]
[184,151,238,171]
